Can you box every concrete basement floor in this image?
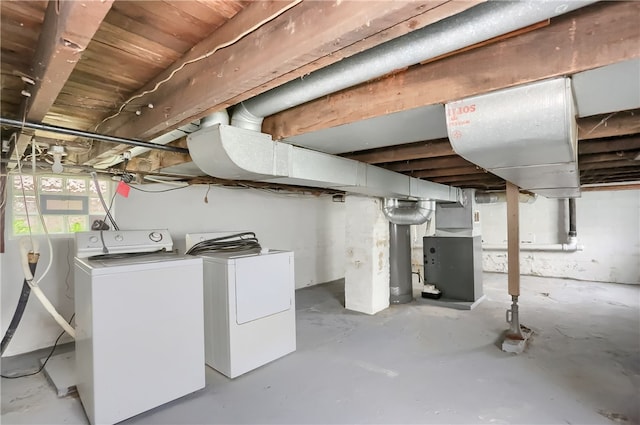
[2,273,639,425]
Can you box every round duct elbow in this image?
[230,103,264,132]
[200,110,229,128]
[383,198,435,225]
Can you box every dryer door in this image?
[234,252,292,325]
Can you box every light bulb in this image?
[49,145,66,174]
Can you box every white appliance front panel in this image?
[234,252,292,324]
[201,250,296,378]
[75,257,205,425]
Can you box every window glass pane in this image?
[13,175,34,192]
[43,215,64,233]
[10,175,112,237]
[67,216,88,233]
[40,177,63,192]
[89,197,106,215]
[67,178,87,193]
[89,180,108,195]
[13,216,42,234]
[12,196,37,215]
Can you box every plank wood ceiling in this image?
[1,0,639,192]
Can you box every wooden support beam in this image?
[125,138,191,173]
[342,139,455,164]
[410,165,485,179]
[579,151,640,164]
[263,2,640,140]
[14,0,113,159]
[578,135,640,155]
[506,181,520,297]
[87,0,463,165]
[577,109,640,140]
[430,172,497,183]
[385,155,472,172]
[580,160,640,171]
[582,183,640,192]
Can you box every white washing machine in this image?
[186,232,296,378]
[74,230,205,425]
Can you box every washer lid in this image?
[75,253,201,273]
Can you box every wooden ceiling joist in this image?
[342,139,455,164]
[13,0,114,159]
[578,109,640,140]
[384,155,472,172]
[263,1,640,140]
[578,135,640,155]
[86,0,471,166]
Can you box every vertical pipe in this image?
[506,182,520,297]
[568,198,577,238]
[389,223,413,304]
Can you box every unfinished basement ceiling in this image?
[1,1,639,191]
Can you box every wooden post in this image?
[506,181,520,297]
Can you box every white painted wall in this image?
[1,183,346,357]
[479,190,640,284]
[344,196,389,314]
[113,184,346,289]
[1,236,76,357]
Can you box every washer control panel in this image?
[75,229,173,258]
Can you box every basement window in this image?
[10,175,113,236]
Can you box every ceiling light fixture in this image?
[49,145,66,173]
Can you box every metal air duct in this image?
[382,199,435,304]
[231,0,596,130]
[446,78,580,198]
[188,124,459,201]
[382,199,435,225]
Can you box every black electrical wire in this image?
[1,260,38,355]
[1,314,75,379]
[126,183,190,193]
[186,232,261,256]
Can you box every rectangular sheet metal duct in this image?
[445,78,580,198]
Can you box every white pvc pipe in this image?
[483,241,584,252]
[18,237,76,339]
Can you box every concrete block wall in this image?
[345,196,390,314]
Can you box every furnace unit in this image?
[422,189,485,309]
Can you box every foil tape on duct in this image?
[445,78,580,198]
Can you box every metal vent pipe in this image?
[382,198,435,225]
[389,223,413,304]
[476,191,537,204]
[383,199,435,304]
[232,0,596,130]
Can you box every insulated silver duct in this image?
[231,0,596,130]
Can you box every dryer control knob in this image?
[115,234,124,242]
[89,236,98,243]
[149,231,163,242]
